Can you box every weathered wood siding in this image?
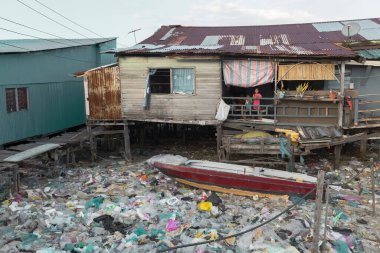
[119,57,222,123]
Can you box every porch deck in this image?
[219,94,380,168]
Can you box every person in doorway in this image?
[252,88,262,119]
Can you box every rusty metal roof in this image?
[116,18,380,59]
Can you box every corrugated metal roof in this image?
[359,29,380,40]
[313,22,343,32]
[117,18,380,59]
[0,38,116,53]
[357,49,380,59]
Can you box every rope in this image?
[157,187,316,252]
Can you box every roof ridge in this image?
[162,17,380,29]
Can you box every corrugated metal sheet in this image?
[201,36,220,46]
[0,81,85,145]
[117,18,380,59]
[313,22,343,32]
[357,49,380,59]
[358,29,380,40]
[342,20,380,29]
[85,65,121,120]
[160,28,176,41]
[0,38,116,53]
[0,39,117,145]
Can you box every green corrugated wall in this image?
[0,40,116,145]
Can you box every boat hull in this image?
[153,162,316,198]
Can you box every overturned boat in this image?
[148,155,317,198]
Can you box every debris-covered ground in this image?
[0,141,379,252]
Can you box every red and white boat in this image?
[149,155,317,198]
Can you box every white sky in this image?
[1,0,379,48]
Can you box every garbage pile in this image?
[0,157,379,252]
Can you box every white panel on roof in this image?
[201,36,220,46]
[342,20,380,29]
[359,29,380,40]
[313,22,343,32]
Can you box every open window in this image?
[149,68,195,94]
[5,87,28,113]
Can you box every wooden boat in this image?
[149,155,317,198]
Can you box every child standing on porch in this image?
[252,88,262,111]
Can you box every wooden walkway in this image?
[0,128,88,196]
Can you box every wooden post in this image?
[12,164,19,193]
[371,158,376,216]
[124,122,132,161]
[139,124,145,155]
[274,61,278,125]
[334,145,342,169]
[354,98,359,126]
[216,125,222,160]
[66,147,71,166]
[338,62,345,128]
[323,186,330,241]
[312,170,325,253]
[53,149,59,177]
[87,124,96,163]
[360,138,367,158]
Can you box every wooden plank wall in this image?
[119,57,222,122]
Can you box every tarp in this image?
[223,60,274,87]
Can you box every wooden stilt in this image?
[12,164,19,193]
[323,186,330,241]
[139,124,145,154]
[334,145,342,169]
[216,125,222,160]
[66,147,71,166]
[53,149,59,177]
[371,158,376,216]
[360,138,367,158]
[312,170,325,253]
[123,122,132,161]
[87,125,96,163]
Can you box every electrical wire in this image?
[17,0,128,48]
[17,0,98,43]
[0,27,78,47]
[0,16,82,46]
[33,0,102,38]
[157,187,317,252]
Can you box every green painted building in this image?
[0,38,116,146]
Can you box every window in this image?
[5,87,28,113]
[149,68,195,94]
[150,69,171,94]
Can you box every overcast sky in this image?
[1,0,379,48]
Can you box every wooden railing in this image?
[223,96,339,126]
